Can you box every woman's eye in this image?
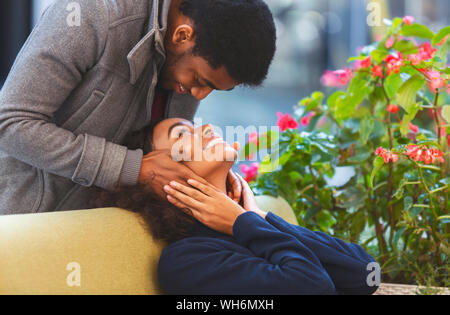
[171,127,190,139]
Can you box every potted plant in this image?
[240,16,449,288]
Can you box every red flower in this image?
[375,146,398,163]
[300,112,315,126]
[409,42,437,66]
[403,16,415,25]
[277,112,299,132]
[387,104,400,113]
[240,162,259,182]
[408,122,419,133]
[372,65,384,79]
[356,56,372,69]
[384,53,404,75]
[418,42,437,60]
[404,145,444,164]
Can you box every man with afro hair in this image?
[0,0,276,214]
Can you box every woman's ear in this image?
[172,24,195,45]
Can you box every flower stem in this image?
[417,166,438,219]
[382,80,395,249]
[431,91,448,214]
[412,204,430,208]
[430,185,449,195]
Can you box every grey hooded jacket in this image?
[0,0,199,214]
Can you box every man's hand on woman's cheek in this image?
[138,150,207,200]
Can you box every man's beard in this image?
[157,49,192,90]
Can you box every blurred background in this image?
[0,0,449,170]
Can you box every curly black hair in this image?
[180,0,277,86]
[91,119,197,243]
[92,183,197,243]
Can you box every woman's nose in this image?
[190,86,213,101]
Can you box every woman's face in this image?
[151,118,238,177]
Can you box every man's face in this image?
[158,49,238,101]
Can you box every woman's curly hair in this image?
[91,119,197,243]
[92,184,197,243]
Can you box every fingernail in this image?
[170,181,178,187]
[164,185,171,192]
[187,179,195,184]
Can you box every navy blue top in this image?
[157,211,379,295]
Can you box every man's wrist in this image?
[119,149,143,186]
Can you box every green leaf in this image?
[442,105,450,123]
[327,91,346,113]
[288,171,302,182]
[400,103,421,136]
[393,40,418,54]
[400,23,435,39]
[432,26,450,46]
[359,116,375,144]
[370,49,389,64]
[391,17,403,32]
[370,156,385,189]
[396,75,426,113]
[258,154,279,174]
[350,211,366,237]
[335,77,372,121]
[434,40,450,67]
[384,73,404,100]
[347,56,368,62]
[404,196,413,211]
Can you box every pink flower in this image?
[277,112,299,132]
[403,16,415,25]
[333,68,353,85]
[320,70,340,87]
[419,42,437,60]
[375,147,398,164]
[426,71,445,91]
[384,53,404,75]
[248,132,259,145]
[300,112,315,126]
[240,162,259,182]
[387,104,400,114]
[404,145,444,164]
[375,146,386,156]
[372,65,384,79]
[385,36,395,49]
[409,42,437,66]
[408,122,419,133]
[408,53,422,66]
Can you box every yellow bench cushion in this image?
[0,195,296,295]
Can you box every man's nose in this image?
[190,86,213,101]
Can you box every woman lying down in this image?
[97,118,380,295]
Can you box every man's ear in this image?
[172,24,195,44]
